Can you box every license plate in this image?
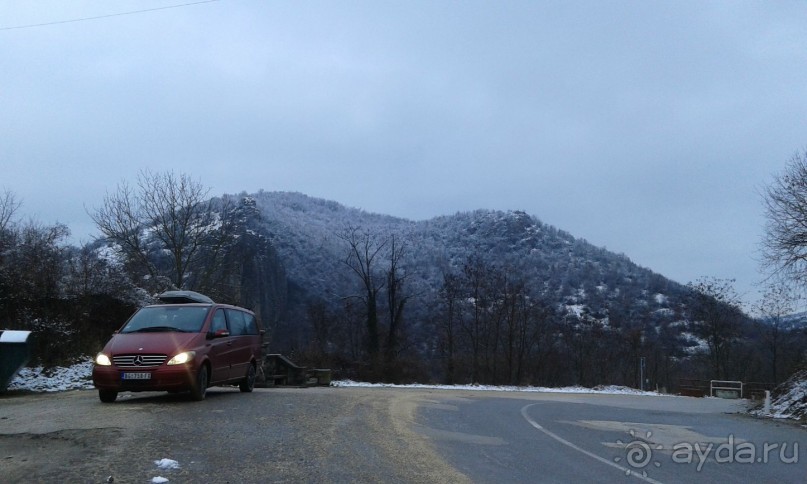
[122,372,151,380]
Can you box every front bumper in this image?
[92,364,197,392]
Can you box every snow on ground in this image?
[6,358,95,392]
[332,380,666,396]
[154,458,180,470]
[751,368,807,421]
[7,359,663,396]
[148,458,180,482]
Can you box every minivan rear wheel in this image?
[239,363,256,393]
[98,390,118,403]
[190,365,208,401]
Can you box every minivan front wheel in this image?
[190,365,208,401]
[98,390,118,403]
[239,363,256,393]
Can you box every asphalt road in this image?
[0,387,804,483]
[416,392,805,483]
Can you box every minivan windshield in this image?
[120,306,211,334]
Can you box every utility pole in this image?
[639,357,646,391]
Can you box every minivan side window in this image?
[244,313,258,335]
[211,309,228,334]
[225,309,246,336]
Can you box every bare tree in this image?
[502,278,540,385]
[306,301,332,364]
[0,189,21,234]
[0,190,21,279]
[761,149,807,285]
[461,255,488,382]
[336,225,387,360]
[384,234,411,364]
[336,298,365,362]
[62,243,133,300]
[335,225,415,381]
[753,281,797,384]
[687,277,744,380]
[90,170,226,291]
[438,270,463,384]
[91,180,157,282]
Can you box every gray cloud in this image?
[2,0,807,305]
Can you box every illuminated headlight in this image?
[167,351,196,365]
[95,353,112,366]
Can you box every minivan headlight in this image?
[167,351,196,365]
[95,353,112,366]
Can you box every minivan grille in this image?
[112,354,167,368]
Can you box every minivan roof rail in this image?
[157,290,214,304]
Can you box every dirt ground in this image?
[0,387,469,483]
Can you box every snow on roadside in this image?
[751,368,807,421]
[6,359,94,392]
[7,360,666,396]
[332,380,666,396]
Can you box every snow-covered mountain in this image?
[239,191,692,348]
[254,191,682,300]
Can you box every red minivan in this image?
[92,291,263,403]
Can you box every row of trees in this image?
[293,147,807,387]
[0,190,136,366]
[1,172,287,367]
[90,170,286,326]
[91,170,237,296]
[302,248,805,389]
[5,148,807,390]
[435,258,553,385]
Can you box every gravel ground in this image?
[0,386,469,483]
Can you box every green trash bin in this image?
[0,330,32,392]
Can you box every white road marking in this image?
[520,403,665,484]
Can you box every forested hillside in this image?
[3,187,804,390]
[240,191,804,388]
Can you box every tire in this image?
[98,390,118,403]
[190,365,208,401]
[239,363,256,393]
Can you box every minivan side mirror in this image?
[207,329,230,339]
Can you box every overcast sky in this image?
[2,0,806,306]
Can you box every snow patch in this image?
[154,458,180,470]
[654,308,674,317]
[565,304,586,318]
[331,380,666,396]
[150,458,180,482]
[7,359,94,392]
[752,369,807,421]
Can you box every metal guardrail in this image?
[710,379,743,399]
[679,378,774,399]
